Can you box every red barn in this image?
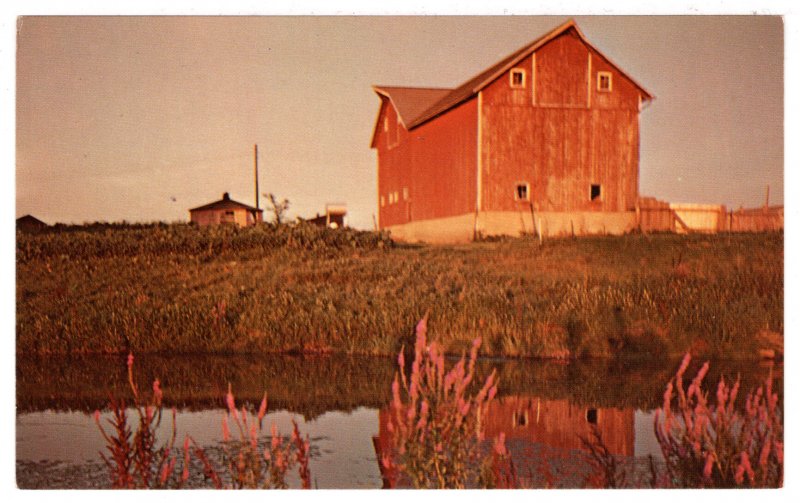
[370,20,653,243]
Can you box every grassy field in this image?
[16,223,783,359]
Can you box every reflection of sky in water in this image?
[17,407,382,489]
[634,410,662,460]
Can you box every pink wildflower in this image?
[676,353,691,380]
[493,433,508,457]
[662,382,674,412]
[127,352,134,369]
[257,393,268,422]
[737,452,754,486]
[716,378,727,410]
[759,439,771,469]
[160,457,175,485]
[416,315,428,340]
[702,453,714,480]
[93,410,101,425]
[271,424,281,451]
[182,436,190,483]
[250,423,258,448]
[153,379,163,406]
[225,384,235,413]
[222,416,230,442]
[391,377,401,408]
[416,400,429,431]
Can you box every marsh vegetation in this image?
[17,223,782,359]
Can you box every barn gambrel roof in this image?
[371,19,654,146]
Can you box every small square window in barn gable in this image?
[510,69,526,88]
[586,408,598,424]
[515,182,530,201]
[590,184,602,201]
[597,71,612,92]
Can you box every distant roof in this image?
[189,192,263,213]
[372,19,654,134]
[16,214,48,227]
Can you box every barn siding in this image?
[377,97,477,228]
[480,30,641,217]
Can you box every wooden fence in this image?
[635,198,783,234]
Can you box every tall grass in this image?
[17,225,782,359]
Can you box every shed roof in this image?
[189,192,263,213]
[16,214,48,226]
[371,19,654,136]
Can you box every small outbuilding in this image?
[189,192,263,227]
[307,203,347,229]
[16,215,48,233]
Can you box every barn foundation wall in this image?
[386,211,637,243]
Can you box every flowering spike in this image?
[225,383,235,413]
[250,423,258,448]
[257,393,268,423]
[703,453,714,480]
[677,353,690,375]
[222,416,230,442]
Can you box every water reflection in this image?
[16,354,781,489]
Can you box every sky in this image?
[13,14,785,230]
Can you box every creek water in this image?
[15,353,780,489]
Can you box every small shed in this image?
[16,215,48,233]
[307,204,347,229]
[189,192,263,227]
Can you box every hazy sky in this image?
[15,15,783,229]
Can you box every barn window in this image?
[597,71,612,92]
[512,410,529,428]
[380,195,385,207]
[514,182,530,201]
[403,187,409,200]
[590,184,602,201]
[510,69,526,88]
[586,408,598,425]
[383,117,389,131]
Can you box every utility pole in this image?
[254,144,260,211]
